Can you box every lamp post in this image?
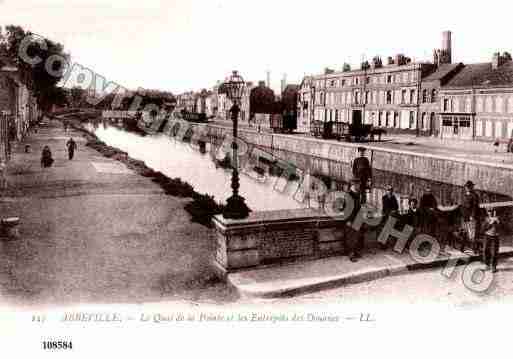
[221,70,250,219]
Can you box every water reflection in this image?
[89,123,304,211]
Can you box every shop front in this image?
[440,114,473,139]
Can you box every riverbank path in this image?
[0,117,236,308]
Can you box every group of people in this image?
[41,137,78,168]
[349,146,501,271]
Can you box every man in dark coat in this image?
[461,180,481,253]
[352,147,372,204]
[66,137,78,160]
[381,185,399,218]
[419,186,438,236]
[419,186,438,210]
[345,178,364,262]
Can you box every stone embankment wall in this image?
[203,123,513,199]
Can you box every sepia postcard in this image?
[1,0,513,356]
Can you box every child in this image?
[482,210,500,272]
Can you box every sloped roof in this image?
[422,63,462,82]
[444,61,513,88]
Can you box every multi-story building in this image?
[298,31,461,136]
[438,52,513,140]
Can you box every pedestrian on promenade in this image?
[63,121,68,133]
[351,147,372,204]
[461,180,481,254]
[482,210,500,272]
[41,145,54,168]
[66,137,78,160]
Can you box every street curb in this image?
[228,249,513,299]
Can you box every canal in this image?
[89,120,510,213]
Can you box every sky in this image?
[1,0,512,94]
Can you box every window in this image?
[365,91,370,104]
[443,98,450,112]
[421,113,426,129]
[422,89,428,103]
[431,89,437,103]
[442,117,453,127]
[409,111,416,129]
[410,90,415,104]
[385,112,390,127]
[401,90,406,104]
[355,92,360,104]
[378,112,382,127]
[366,77,370,84]
[393,112,399,127]
[387,75,392,84]
[355,77,359,85]
[341,79,346,87]
[335,109,339,121]
[386,91,392,104]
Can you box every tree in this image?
[342,63,351,72]
[0,25,68,110]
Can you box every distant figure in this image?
[482,210,500,273]
[381,185,399,218]
[493,139,500,153]
[66,137,78,160]
[63,121,68,133]
[41,145,54,168]
[461,180,481,254]
[352,147,372,203]
[508,137,513,153]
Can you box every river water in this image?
[88,122,304,211]
[88,121,509,213]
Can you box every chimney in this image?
[395,54,406,66]
[441,31,452,64]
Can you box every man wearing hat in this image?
[460,180,481,254]
[352,147,372,204]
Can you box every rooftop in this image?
[444,61,513,88]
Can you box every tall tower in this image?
[442,31,452,64]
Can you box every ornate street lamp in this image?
[221,70,250,219]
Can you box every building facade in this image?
[438,53,513,140]
[0,61,38,162]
